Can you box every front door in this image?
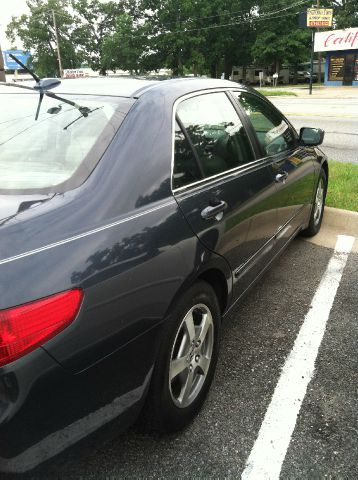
[343,54,355,86]
[172,91,279,300]
[232,91,316,247]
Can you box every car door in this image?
[172,90,280,300]
[233,91,316,247]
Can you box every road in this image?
[4,234,357,479]
[270,97,358,164]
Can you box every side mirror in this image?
[299,127,324,146]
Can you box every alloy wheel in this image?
[313,178,324,226]
[169,303,214,409]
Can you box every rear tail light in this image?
[0,289,83,367]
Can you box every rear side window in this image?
[175,92,254,182]
[0,87,134,194]
[235,92,297,156]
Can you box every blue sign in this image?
[2,50,31,70]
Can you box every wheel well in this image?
[198,269,229,314]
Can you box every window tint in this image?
[0,88,134,194]
[236,92,296,156]
[176,92,254,179]
[173,122,202,189]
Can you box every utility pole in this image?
[309,28,315,95]
[0,24,6,82]
[0,41,6,82]
[52,10,63,78]
[317,0,322,83]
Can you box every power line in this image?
[155,9,307,37]
[10,0,358,27]
[8,0,357,50]
[71,8,307,42]
[14,0,310,27]
[146,0,310,28]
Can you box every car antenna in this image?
[9,53,61,120]
[6,55,92,121]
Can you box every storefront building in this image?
[314,27,358,86]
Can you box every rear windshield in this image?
[0,87,135,194]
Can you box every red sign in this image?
[309,21,331,27]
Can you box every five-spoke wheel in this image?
[303,168,327,237]
[169,303,214,408]
[144,281,220,432]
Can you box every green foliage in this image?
[6,0,81,77]
[101,14,148,74]
[139,0,211,76]
[251,0,311,71]
[5,0,358,79]
[70,0,125,74]
[317,1,358,29]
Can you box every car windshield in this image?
[0,86,135,194]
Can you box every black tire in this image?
[302,169,327,237]
[144,281,221,432]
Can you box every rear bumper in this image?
[0,324,161,473]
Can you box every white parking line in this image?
[241,234,355,480]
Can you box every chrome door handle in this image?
[201,201,227,220]
[275,171,288,183]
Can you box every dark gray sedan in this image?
[0,77,327,473]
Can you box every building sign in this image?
[307,8,333,28]
[315,27,358,52]
[63,69,89,79]
[2,50,30,70]
[328,56,345,81]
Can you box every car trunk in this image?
[0,194,54,223]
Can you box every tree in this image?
[251,0,311,73]
[198,0,255,79]
[331,0,358,29]
[101,14,148,74]
[6,0,82,77]
[137,0,207,76]
[71,0,125,75]
[135,0,256,78]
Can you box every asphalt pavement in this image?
[3,228,357,479]
[270,96,358,164]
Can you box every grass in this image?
[326,161,358,212]
[257,89,297,97]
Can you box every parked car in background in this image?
[0,77,327,474]
[290,70,318,83]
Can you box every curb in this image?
[323,207,358,236]
[304,207,358,253]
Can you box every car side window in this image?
[176,92,254,180]
[173,122,203,189]
[235,92,297,157]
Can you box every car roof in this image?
[0,77,245,98]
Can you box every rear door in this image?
[172,90,279,299]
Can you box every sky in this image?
[0,0,29,49]
[0,0,113,50]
